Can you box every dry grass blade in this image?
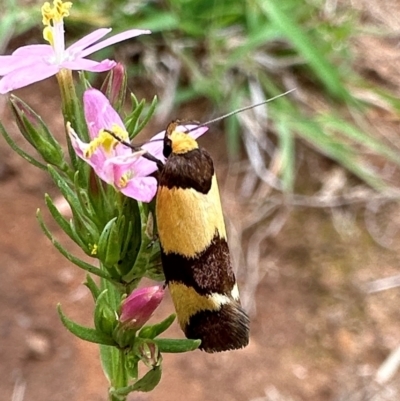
[11,375,26,401]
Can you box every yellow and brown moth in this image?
[155,121,249,352]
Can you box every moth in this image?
[111,89,294,352]
[155,120,249,352]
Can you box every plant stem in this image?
[98,265,129,400]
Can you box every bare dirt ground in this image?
[2,2,400,401]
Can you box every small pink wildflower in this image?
[68,89,208,202]
[0,0,150,94]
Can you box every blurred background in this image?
[1,0,400,400]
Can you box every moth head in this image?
[163,120,199,158]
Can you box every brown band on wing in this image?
[161,234,236,296]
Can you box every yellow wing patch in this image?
[169,282,222,328]
[156,175,226,257]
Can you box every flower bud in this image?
[97,217,121,268]
[94,290,118,337]
[100,62,127,112]
[138,341,161,368]
[120,286,164,331]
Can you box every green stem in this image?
[108,349,128,401]
[56,68,87,171]
[98,264,129,400]
[56,68,78,126]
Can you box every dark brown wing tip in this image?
[185,302,250,353]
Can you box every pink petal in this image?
[141,131,165,162]
[62,58,116,72]
[79,29,151,58]
[68,127,87,158]
[0,55,41,75]
[84,89,126,142]
[67,28,112,54]
[100,151,144,185]
[120,176,158,203]
[0,61,58,94]
[12,44,53,57]
[68,125,108,173]
[107,153,158,202]
[107,152,146,174]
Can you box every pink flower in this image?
[0,0,150,94]
[68,88,208,202]
[120,286,164,331]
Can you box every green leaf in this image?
[122,203,155,283]
[97,217,122,267]
[0,122,47,170]
[84,274,101,301]
[57,304,116,346]
[36,209,113,281]
[47,166,82,214]
[94,290,118,337]
[111,366,162,396]
[100,344,114,384]
[259,1,352,102]
[133,11,178,31]
[10,95,68,168]
[44,194,86,249]
[131,95,158,138]
[154,338,201,353]
[125,97,145,136]
[139,314,176,339]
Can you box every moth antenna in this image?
[135,138,164,146]
[185,88,296,133]
[104,129,164,170]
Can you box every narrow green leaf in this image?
[291,119,388,190]
[121,203,152,283]
[0,123,47,170]
[154,338,201,353]
[323,115,400,166]
[47,166,82,214]
[84,274,101,301]
[259,1,351,102]
[57,304,116,346]
[125,98,145,136]
[36,209,113,281]
[133,11,178,31]
[44,194,82,245]
[94,290,118,337]
[112,366,162,396]
[132,96,158,138]
[10,95,68,168]
[99,345,114,384]
[97,217,121,267]
[139,314,176,339]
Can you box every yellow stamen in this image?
[43,26,54,46]
[84,125,129,158]
[90,244,98,255]
[41,0,72,26]
[118,173,130,188]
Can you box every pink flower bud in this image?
[120,286,164,331]
[100,63,127,110]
